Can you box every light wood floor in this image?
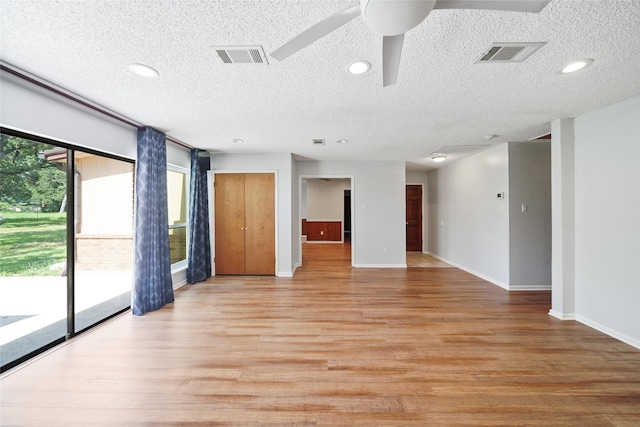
[2,243,639,426]
[406,252,454,268]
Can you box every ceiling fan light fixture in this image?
[347,60,371,75]
[360,0,436,35]
[560,58,594,74]
[129,63,159,78]
[431,155,447,163]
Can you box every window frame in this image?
[167,164,189,270]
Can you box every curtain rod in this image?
[0,64,193,150]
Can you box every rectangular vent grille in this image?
[476,42,546,63]
[214,45,269,65]
[312,139,325,146]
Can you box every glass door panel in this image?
[73,151,133,333]
[0,134,67,369]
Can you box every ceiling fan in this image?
[270,0,551,87]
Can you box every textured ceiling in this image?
[2,0,640,169]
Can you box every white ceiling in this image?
[2,0,640,170]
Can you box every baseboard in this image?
[172,269,187,290]
[353,264,407,268]
[575,314,640,350]
[277,271,294,278]
[173,280,187,290]
[509,284,552,291]
[425,252,509,290]
[278,263,299,278]
[548,309,576,320]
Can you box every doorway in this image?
[344,189,351,242]
[300,176,354,267]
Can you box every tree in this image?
[0,134,63,208]
[31,166,66,212]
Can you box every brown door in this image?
[406,185,422,252]
[214,173,275,275]
[215,174,246,274]
[244,173,275,275]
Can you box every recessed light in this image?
[129,63,159,78]
[337,139,348,144]
[560,58,594,74]
[347,60,371,75]
[232,138,244,144]
[431,155,447,163]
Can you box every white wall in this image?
[306,179,346,221]
[573,95,640,347]
[1,69,137,160]
[1,69,191,168]
[210,153,294,277]
[291,157,300,271]
[427,144,510,288]
[166,143,190,169]
[297,161,406,268]
[300,179,308,218]
[550,118,576,319]
[508,141,552,289]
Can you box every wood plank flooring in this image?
[2,243,640,426]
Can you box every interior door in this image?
[244,173,275,275]
[406,185,422,252]
[214,173,246,274]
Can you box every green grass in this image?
[0,211,67,276]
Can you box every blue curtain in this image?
[132,126,174,315]
[187,149,211,283]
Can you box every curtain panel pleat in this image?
[187,149,211,283]
[132,126,174,315]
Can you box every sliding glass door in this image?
[0,131,134,371]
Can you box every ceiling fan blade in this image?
[434,0,550,13]
[382,34,405,87]
[270,3,361,62]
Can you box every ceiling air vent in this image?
[312,139,325,146]
[213,45,269,64]
[476,42,546,63]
